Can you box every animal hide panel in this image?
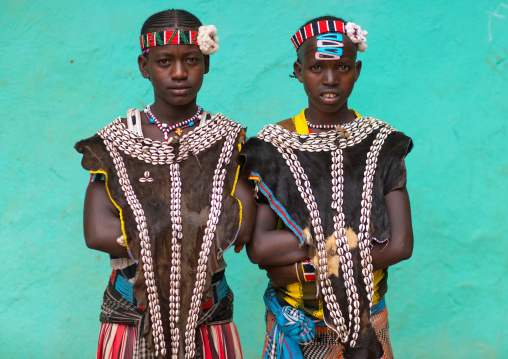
[75,117,245,358]
[240,124,411,359]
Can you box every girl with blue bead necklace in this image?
[76,9,254,359]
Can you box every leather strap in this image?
[126,108,143,136]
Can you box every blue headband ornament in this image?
[315,33,344,60]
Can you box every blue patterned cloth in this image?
[264,286,315,359]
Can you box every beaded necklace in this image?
[306,114,357,130]
[144,104,202,140]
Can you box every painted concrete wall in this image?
[1,0,507,358]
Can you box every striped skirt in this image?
[263,306,393,359]
[97,323,137,359]
[196,322,243,358]
[97,321,243,359]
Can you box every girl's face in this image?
[294,34,361,115]
[138,41,209,107]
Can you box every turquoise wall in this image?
[1,0,507,358]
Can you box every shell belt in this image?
[257,117,394,347]
[98,115,242,358]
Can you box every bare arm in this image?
[371,186,414,270]
[232,176,257,246]
[83,181,129,257]
[246,203,310,265]
[260,187,414,286]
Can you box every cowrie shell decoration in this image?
[139,171,153,183]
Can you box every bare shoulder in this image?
[275,118,296,132]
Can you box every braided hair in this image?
[140,9,205,59]
[290,15,347,78]
[301,15,347,27]
[141,9,202,34]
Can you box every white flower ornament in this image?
[197,25,219,55]
[345,22,368,52]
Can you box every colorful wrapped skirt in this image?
[263,306,393,359]
[97,321,243,359]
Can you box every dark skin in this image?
[295,34,362,128]
[83,28,256,256]
[246,34,413,287]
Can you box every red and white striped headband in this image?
[291,20,346,51]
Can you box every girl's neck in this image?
[149,98,199,125]
[305,103,356,127]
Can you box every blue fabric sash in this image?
[263,285,388,358]
[263,286,315,359]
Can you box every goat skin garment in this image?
[241,112,412,358]
[76,112,245,357]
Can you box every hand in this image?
[259,263,303,288]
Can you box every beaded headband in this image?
[140,30,197,50]
[291,20,368,52]
[139,25,219,55]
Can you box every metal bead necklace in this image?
[144,104,202,140]
[306,114,357,130]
